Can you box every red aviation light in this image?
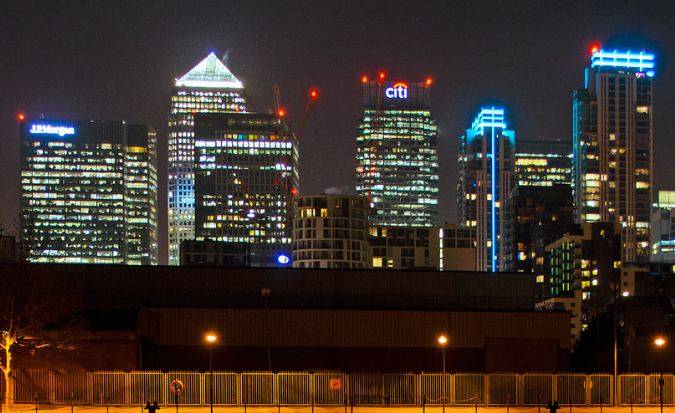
[18,113,25,121]
[310,89,318,100]
[590,43,601,55]
[362,75,369,83]
[291,189,298,195]
[378,71,386,82]
[278,108,286,118]
[425,78,433,86]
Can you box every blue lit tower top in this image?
[590,49,655,77]
[467,107,515,144]
[471,107,506,134]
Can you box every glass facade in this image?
[193,113,297,267]
[168,52,250,265]
[356,79,438,227]
[573,48,654,263]
[21,119,157,264]
[458,107,516,272]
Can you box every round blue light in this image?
[277,254,290,265]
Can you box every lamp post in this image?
[262,287,272,372]
[656,337,666,413]
[206,334,217,413]
[438,335,448,413]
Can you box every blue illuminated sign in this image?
[385,82,408,99]
[591,49,655,76]
[29,124,75,136]
[277,253,290,265]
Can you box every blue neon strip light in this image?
[472,107,506,135]
[591,49,655,74]
[491,123,497,272]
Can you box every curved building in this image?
[292,194,370,269]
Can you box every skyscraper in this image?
[573,48,654,263]
[21,119,157,264]
[193,112,297,267]
[168,52,250,265]
[458,107,516,272]
[356,76,438,227]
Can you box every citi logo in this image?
[385,82,408,99]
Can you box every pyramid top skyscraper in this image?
[168,52,250,265]
[176,52,244,89]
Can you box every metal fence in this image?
[4,371,675,407]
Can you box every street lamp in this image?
[656,337,666,413]
[206,334,217,413]
[438,335,448,413]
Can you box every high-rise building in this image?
[292,194,370,269]
[125,124,158,265]
[21,119,157,264]
[573,48,654,263]
[458,107,516,272]
[515,139,573,187]
[193,112,297,267]
[168,52,250,265]
[356,77,438,227]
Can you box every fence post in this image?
[422,393,425,413]
[475,393,478,413]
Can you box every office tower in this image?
[192,112,297,267]
[515,139,573,187]
[356,76,438,227]
[458,107,516,272]
[573,48,654,263]
[168,52,250,265]
[292,194,370,269]
[21,119,157,264]
[124,124,158,265]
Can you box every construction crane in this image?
[238,87,319,266]
[359,71,387,199]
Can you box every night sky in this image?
[2,0,675,264]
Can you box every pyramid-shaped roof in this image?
[176,52,244,89]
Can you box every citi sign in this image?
[385,82,408,99]
[29,124,75,136]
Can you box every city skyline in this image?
[2,1,675,264]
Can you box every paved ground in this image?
[6,405,674,413]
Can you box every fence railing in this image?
[5,371,675,407]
